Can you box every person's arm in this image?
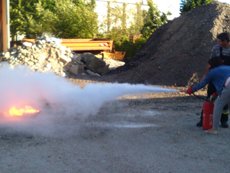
[192,75,210,92]
[201,45,218,80]
[186,71,212,95]
[201,64,211,80]
[210,44,219,58]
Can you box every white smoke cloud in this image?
[0,63,176,136]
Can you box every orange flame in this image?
[8,105,40,117]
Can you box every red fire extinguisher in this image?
[202,100,214,130]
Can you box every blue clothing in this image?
[192,65,230,95]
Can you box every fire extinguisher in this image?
[202,100,214,130]
[202,93,217,130]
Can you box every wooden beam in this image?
[0,0,3,51]
[0,0,9,52]
[22,38,114,52]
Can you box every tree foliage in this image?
[180,0,213,13]
[99,0,169,59]
[140,0,168,39]
[10,0,98,40]
[50,0,98,38]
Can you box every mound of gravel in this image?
[109,2,230,86]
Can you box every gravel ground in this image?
[0,86,229,173]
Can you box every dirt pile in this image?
[109,2,230,86]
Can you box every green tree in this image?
[10,0,25,41]
[133,2,143,35]
[51,0,98,38]
[180,0,213,13]
[10,0,59,39]
[140,0,168,39]
[10,0,98,40]
[23,0,56,38]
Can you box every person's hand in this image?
[179,86,193,95]
[186,86,193,95]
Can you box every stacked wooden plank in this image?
[22,38,113,52]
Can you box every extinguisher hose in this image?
[192,93,207,101]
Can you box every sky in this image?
[153,0,181,19]
[95,0,230,21]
